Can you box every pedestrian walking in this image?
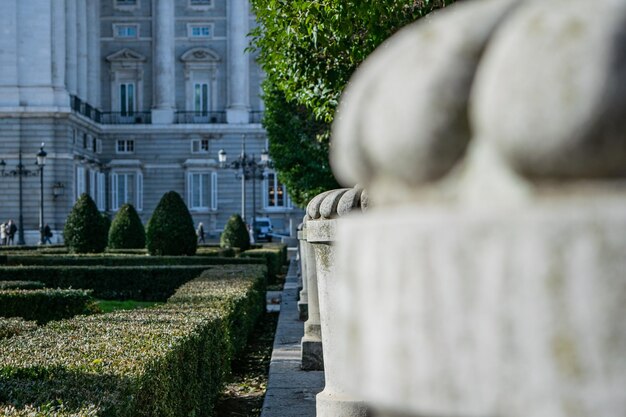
[196,222,205,244]
[6,220,17,245]
[0,222,6,246]
[43,224,53,244]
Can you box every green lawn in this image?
[95,299,163,313]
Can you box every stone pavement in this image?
[261,257,325,417]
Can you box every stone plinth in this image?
[328,0,626,415]
[300,222,323,371]
[306,187,368,417]
[297,226,309,321]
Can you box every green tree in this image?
[263,82,339,207]
[250,0,455,199]
[220,214,250,251]
[146,191,197,256]
[63,194,108,253]
[108,203,146,249]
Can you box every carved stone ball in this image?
[471,0,626,179]
[331,0,518,191]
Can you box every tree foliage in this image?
[250,0,456,199]
[220,214,250,251]
[63,194,108,254]
[108,204,146,249]
[146,191,197,256]
[263,82,339,207]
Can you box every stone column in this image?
[297,226,309,321]
[226,0,250,124]
[76,0,87,99]
[300,221,323,371]
[52,0,67,107]
[152,0,176,124]
[17,0,55,107]
[306,187,369,417]
[65,0,78,96]
[0,0,19,106]
[87,0,100,107]
[329,1,626,416]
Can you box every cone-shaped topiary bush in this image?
[63,194,108,253]
[220,213,250,251]
[146,191,197,256]
[108,203,146,249]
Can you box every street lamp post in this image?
[0,147,43,245]
[218,135,273,237]
[36,144,47,245]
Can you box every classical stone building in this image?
[0,0,301,244]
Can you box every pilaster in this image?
[226,0,250,124]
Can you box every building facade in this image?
[0,0,302,244]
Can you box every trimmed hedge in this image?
[108,204,146,249]
[3,255,264,268]
[0,289,97,324]
[146,191,197,256]
[64,194,108,254]
[0,266,218,301]
[0,281,45,290]
[0,264,267,416]
[240,244,287,284]
[0,318,37,340]
[220,214,250,251]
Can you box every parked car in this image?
[254,217,273,242]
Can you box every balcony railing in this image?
[175,111,226,124]
[69,95,102,123]
[100,112,152,124]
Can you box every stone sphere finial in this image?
[306,186,368,221]
[331,0,519,201]
[471,0,626,179]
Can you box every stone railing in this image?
[304,187,369,417]
[307,0,626,416]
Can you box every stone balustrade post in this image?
[300,221,323,371]
[297,219,309,321]
[328,0,626,416]
[306,187,369,417]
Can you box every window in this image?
[97,173,106,211]
[88,170,97,201]
[119,83,135,116]
[264,173,290,209]
[187,172,217,211]
[191,138,209,154]
[194,83,209,115]
[111,171,143,211]
[188,24,213,38]
[190,0,211,4]
[75,166,86,201]
[83,133,88,149]
[114,24,139,39]
[116,139,135,154]
[86,135,94,151]
[96,139,102,154]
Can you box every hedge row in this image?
[0,289,97,324]
[2,255,257,267]
[240,244,287,284]
[0,318,37,340]
[0,281,45,290]
[0,266,215,301]
[0,264,267,416]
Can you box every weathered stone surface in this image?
[331,0,519,203]
[471,0,626,179]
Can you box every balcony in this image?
[100,112,152,124]
[175,111,226,124]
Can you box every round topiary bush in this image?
[63,193,108,253]
[146,191,197,256]
[108,203,146,249]
[220,213,250,251]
